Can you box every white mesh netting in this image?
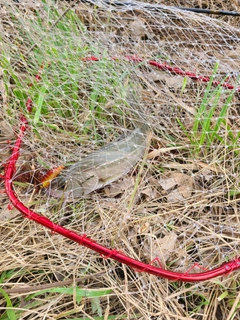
[0,0,239,319]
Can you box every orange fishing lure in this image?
[41,165,64,188]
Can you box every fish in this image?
[51,126,149,199]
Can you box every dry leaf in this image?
[0,203,20,221]
[129,18,146,39]
[146,232,178,262]
[160,172,193,202]
[167,188,185,202]
[141,186,158,200]
[165,75,186,89]
[104,176,135,197]
[159,177,177,191]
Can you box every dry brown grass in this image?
[0,1,239,319]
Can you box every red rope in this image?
[2,112,239,282]
[84,56,240,92]
[1,57,240,282]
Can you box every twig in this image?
[3,271,106,295]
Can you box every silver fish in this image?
[52,126,148,198]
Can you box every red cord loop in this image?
[1,57,239,283]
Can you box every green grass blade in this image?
[33,85,47,124]
[26,287,113,303]
[193,61,219,134]
[0,288,16,320]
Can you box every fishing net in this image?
[0,0,239,319]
